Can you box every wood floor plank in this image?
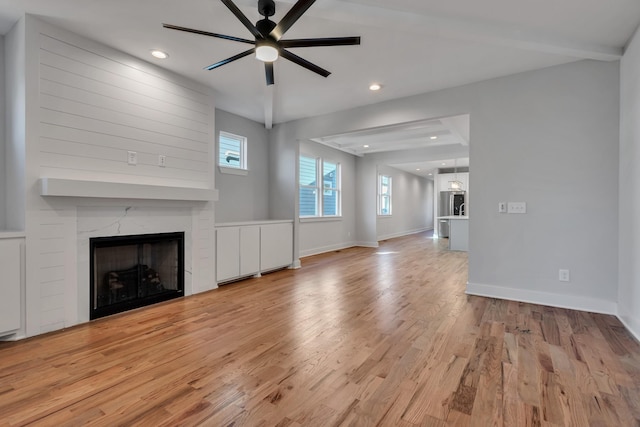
[0,231,639,426]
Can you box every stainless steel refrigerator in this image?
[438,191,466,238]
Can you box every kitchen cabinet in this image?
[215,221,293,284]
[448,217,469,251]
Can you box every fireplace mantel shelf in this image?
[40,178,218,202]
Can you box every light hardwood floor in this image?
[1,232,639,426]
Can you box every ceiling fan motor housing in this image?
[256,18,276,36]
[258,0,276,17]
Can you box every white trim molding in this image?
[618,314,640,343]
[466,282,618,315]
[40,178,218,202]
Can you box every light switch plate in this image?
[507,202,526,214]
[158,155,166,167]
[498,202,507,213]
[127,151,137,165]
[559,269,570,282]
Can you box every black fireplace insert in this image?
[90,232,184,320]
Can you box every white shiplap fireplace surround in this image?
[7,16,219,338]
[39,180,217,331]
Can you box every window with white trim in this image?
[378,174,392,216]
[218,131,247,170]
[299,155,341,217]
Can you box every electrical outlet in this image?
[127,151,137,165]
[158,155,166,167]
[508,202,527,214]
[498,202,507,213]
[559,269,570,282]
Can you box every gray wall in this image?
[270,59,620,315]
[376,165,433,241]
[619,27,640,339]
[298,140,356,257]
[215,109,270,223]
[0,34,5,229]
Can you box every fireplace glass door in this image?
[90,232,184,319]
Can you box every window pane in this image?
[299,187,318,216]
[219,132,243,168]
[323,190,339,216]
[380,175,390,195]
[380,195,391,215]
[323,162,338,190]
[378,175,392,215]
[299,156,317,186]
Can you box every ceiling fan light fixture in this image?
[255,42,279,62]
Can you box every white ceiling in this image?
[310,114,470,177]
[0,0,638,174]
[390,157,469,179]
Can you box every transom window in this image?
[378,174,392,216]
[299,155,341,217]
[218,131,247,170]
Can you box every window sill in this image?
[218,166,248,176]
[377,215,393,218]
[299,216,343,223]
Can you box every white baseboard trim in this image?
[0,331,25,342]
[617,313,640,343]
[466,282,618,315]
[299,242,358,258]
[377,227,432,242]
[354,241,379,248]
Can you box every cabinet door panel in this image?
[240,226,260,276]
[216,227,240,282]
[260,223,293,271]
[0,239,22,335]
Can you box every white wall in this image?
[11,15,217,337]
[215,109,270,223]
[4,20,26,232]
[271,59,620,315]
[376,165,433,241]
[298,140,356,257]
[619,27,640,340]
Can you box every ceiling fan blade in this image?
[220,0,263,39]
[270,0,316,41]
[204,48,255,70]
[162,24,255,45]
[265,62,275,86]
[280,49,330,78]
[279,36,361,48]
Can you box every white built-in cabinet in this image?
[0,235,24,337]
[215,220,293,283]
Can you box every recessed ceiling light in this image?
[369,83,382,91]
[416,168,421,171]
[430,136,438,140]
[363,145,369,148]
[441,162,446,166]
[428,173,433,176]
[150,50,169,59]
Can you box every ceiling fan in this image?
[163,0,361,85]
